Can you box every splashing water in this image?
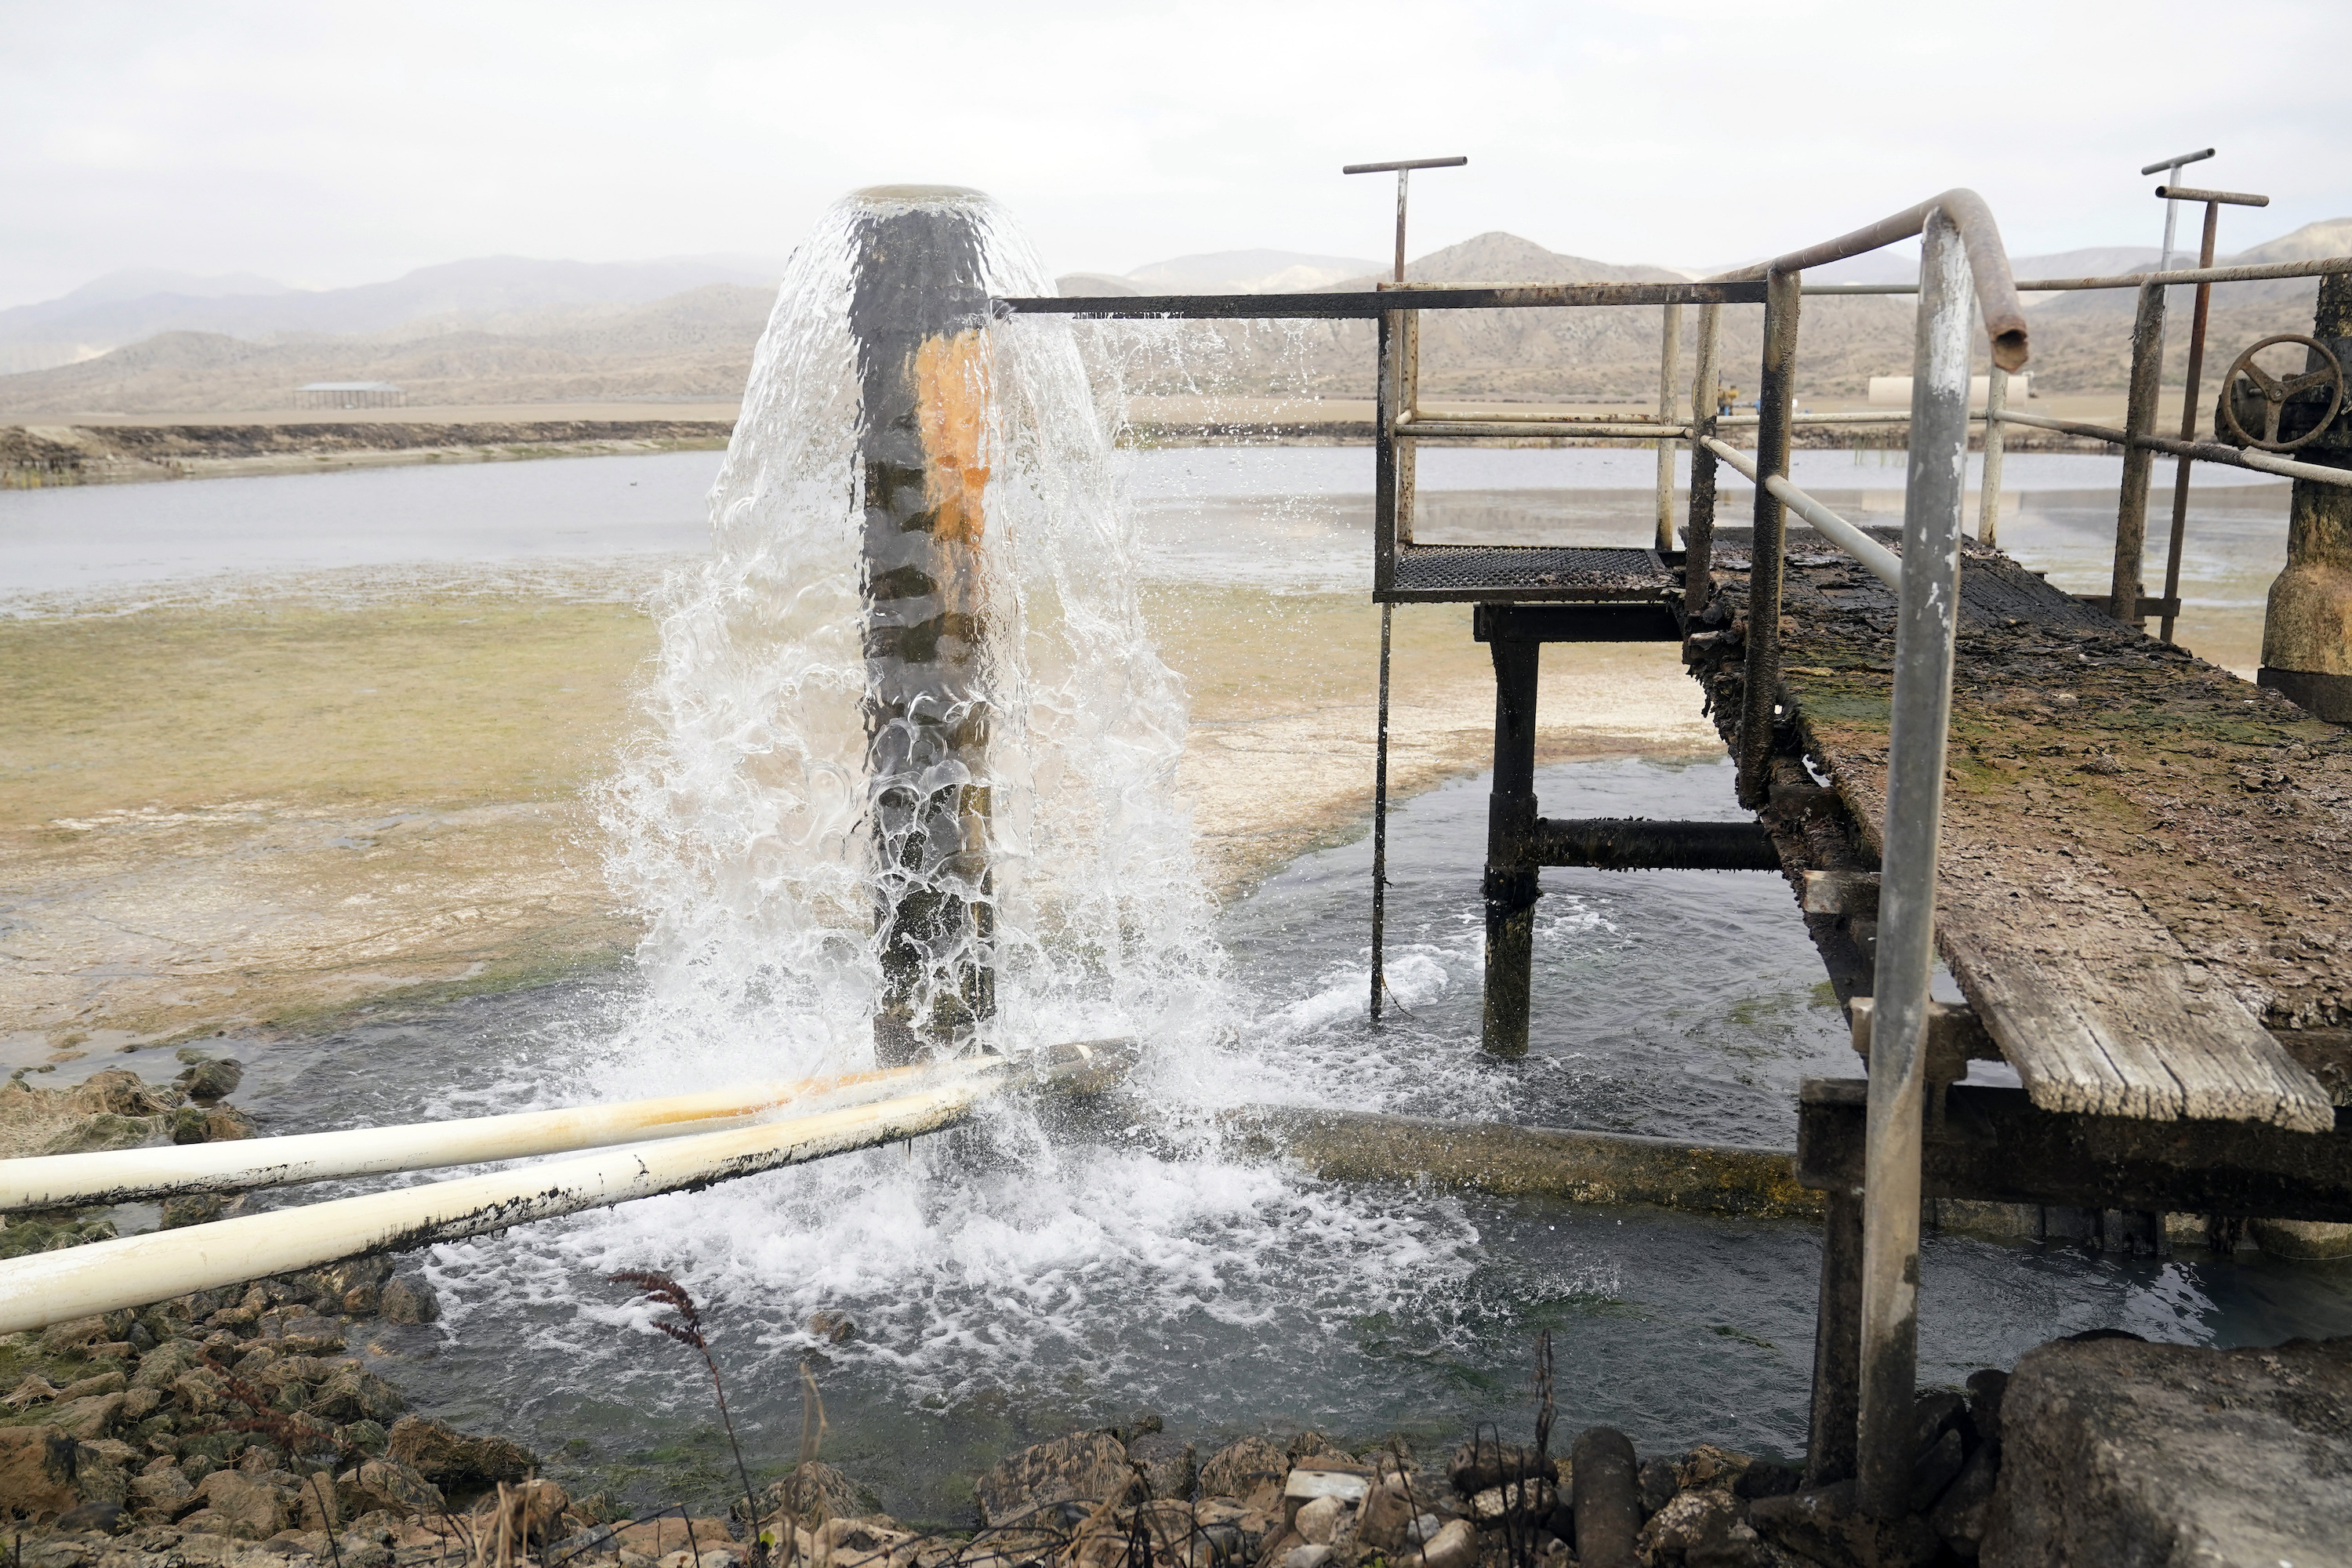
[404,191,1499,1457]
[356,194,2352,1515]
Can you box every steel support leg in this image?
[1481,637,1541,1057]
[1856,209,1973,1518]
[1370,603,1394,1020]
[1805,1189,1864,1487]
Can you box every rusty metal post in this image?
[1738,270,1801,808]
[1856,209,1973,1518]
[1480,626,1541,1057]
[1806,1188,1864,1486]
[1348,155,1461,1023]
[1977,366,2007,545]
[851,187,998,1065]
[2259,270,2352,720]
[1656,301,1683,551]
[2109,281,2168,626]
[2158,205,2221,643]
[1684,304,1723,615]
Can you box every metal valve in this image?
[2219,332,2345,451]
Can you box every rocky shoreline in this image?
[6,1066,2348,1566]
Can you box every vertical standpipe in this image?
[849,187,998,1065]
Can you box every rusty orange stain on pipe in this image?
[916,328,990,545]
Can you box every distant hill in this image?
[0,254,785,376]
[1123,249,1386,293]
[0,284,775,416]
[4,220,2343,416]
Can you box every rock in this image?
[1353,1472,1417,1553]
[48,1392,129,1439]
[1569,1428,1640,1568]
[1639,1488,1758,1566]
[178,1059,245,1102]
[304,1369,404,1425]
[1904,1426,1964,1515]
[973,1430,1134,1526]
[811,1515,913,1568]
[1294,1496,1347,1544]
[1748,1482,1940,1568]
[1446,1441,1548,1496]
[132,1341,201,1390]
[183,1470,287,1540]
[1198,1436,1288,1510]
[1926,1442,1998,1558]
[1675,1444,1750,1494]
[377,1275,440,1326]
[340,1457,445,1519]
[1910,1389,1970,1456]
[1126,1430,1196,1501]
[6,1374,61,1408]
[736,1461,877,1534]
[1733,1459,1802,1501]
[129,1463,198,1519]
[1468,1479,1554,1522]
[808,1311,856,1344]
[67,1071,168,1117]
[1981,1333,2352,1567]
[1963,1369,2007,1450]
[0,1428,88,1522]
[1417,1518,1477,1568]
[386,1414,535,1488]
[56,1371,126,1402]
[1282,1548,1331,1568]
[1636,1456,1678,1517]
[615,1519,741,1558]
[53,1501,122,1534]
[39,1315,113,1356]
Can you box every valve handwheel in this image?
[2220,333,2343,452]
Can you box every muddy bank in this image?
[0,424,733,488]
[0,579,1715,1053]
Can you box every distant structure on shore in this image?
[293,380,404,410]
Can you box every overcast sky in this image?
[4,0,2345,309]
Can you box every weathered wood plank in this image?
[1692,528,2339,1131]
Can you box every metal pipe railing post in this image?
[1976,366,2007,545]
[1855,208,1974,1518]
[2110,281,2168,625]
[1370,308,1399,1021]
[1685,303,1723,614]
[1738,270,1801,808]
[2159,200,2223,644]
[1656,301,1683,551]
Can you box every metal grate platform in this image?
[1381,543,1677,604]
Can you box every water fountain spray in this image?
[848,187,999,1063]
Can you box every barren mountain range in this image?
[0,220,2342,419]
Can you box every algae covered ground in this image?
[0,572,1716,1060]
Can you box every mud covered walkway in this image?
[1686,526,2352,1127]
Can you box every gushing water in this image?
[309,194,2352,1516]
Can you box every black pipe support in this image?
[1533,816,1780,872]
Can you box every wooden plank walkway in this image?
[1689,527,2344,1133]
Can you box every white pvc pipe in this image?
[0,1044,1127,1334]
[1703,436,1904,590]
[0,1043,1125,1213]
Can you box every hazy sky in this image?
[5,0,2345,308]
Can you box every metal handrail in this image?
[1806,254,2352,295]
[1700,437,1901,589]
[1711,189,2027,372]
[1992,408,2352,488]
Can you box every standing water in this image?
[205,192,2352,1519]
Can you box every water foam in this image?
[411,191,1501,1425]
